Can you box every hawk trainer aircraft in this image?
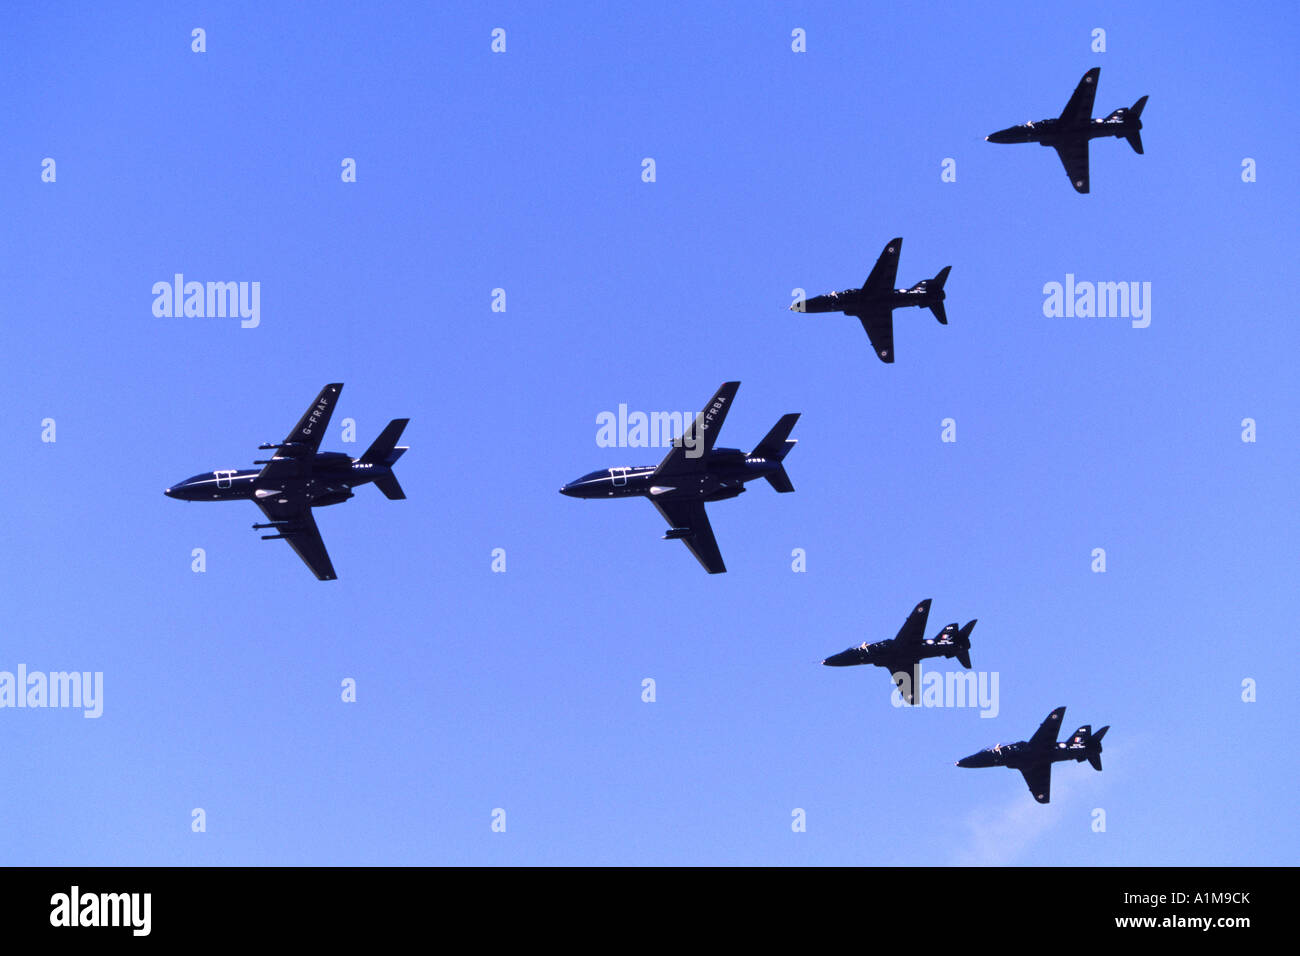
[793,237,950,363]
[986,67,1147,193]
[956,706,1109,803]
[822,599,977,704]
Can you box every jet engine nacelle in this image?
[709,447,747,463]
[312,488,355,507]
[708,484,746,501]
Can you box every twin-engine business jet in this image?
[164,384,409,580]
[560,382,799,574]
[986,67,1147,193]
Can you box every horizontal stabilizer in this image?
[1125,130,1144,154]
[373,473,406,500]
[765,464,795,494]
[751,413,800,461]
[361,419,410,465]
[1088,724,1109,770]
[929,300,948,325]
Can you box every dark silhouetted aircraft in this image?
[560,382,798,574]
[956,706,1109,803]
[793,237,950,363]
[822,599,977,704]
[165,384,409,580]
[986,67,1147,193]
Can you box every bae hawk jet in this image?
[793,237,950,363]
[986,67,1147,193]
[822,599,977,704]
[164,384,409,580]
[956,706,1109,804]
[560,382,798,574]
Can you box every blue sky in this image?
[1,1,1296,865]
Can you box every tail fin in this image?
[1130,95,1147,119]
[360,419,410,465]
[752,413,799,494]
[954,619,976,668]
[1088,725,1108,771]
[928,266,951,324]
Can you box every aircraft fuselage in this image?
[985,112,1143,148]
[560,451,783,504]
[822,635,964,670]
[164,452,393,506]
[801,286,944,316]
[956,737,1091,771]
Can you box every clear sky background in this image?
[2,1,1296,865]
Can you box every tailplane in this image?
[954,619,976,668]
[373,473,406,500]
[927,266,951,324]
[1088,725,1109,771]
[1125,96,1146,153]
[360,418,410,465]
[752,413,800,493]
[360,418,410,499]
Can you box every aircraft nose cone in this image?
[559,484,577,497]
[164,487,174,497]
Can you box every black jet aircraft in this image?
[560,382,798,574]
[956,706,1109,804]
[793,237,950,363]
[986,67,1147,193]
[822,599,977,704]
[164,384,409,580]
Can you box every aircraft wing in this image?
[862,237,902,294]
[1019,764,1053,804]
[1058,67,1100,126]
[1029,706,1067,748]
[256,384,344,483]
[654,381,740,478]
[651,499,725,574]
[852,308,896,363]
[893,599,932,644]
[1053,140,1090,193]
[254,495,337,581]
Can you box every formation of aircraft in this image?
[560,382,798,574]
[794,237,950,364]
[956,706,1108,803]
[164,384,409,581]
[158,65,1127,808]
[822,599,976,704]
[985,67,1147,193]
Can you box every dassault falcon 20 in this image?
[956,706,1109,803]
[793,237,950,363]
[560,382,798,574]
[986,67,1147,194]
[822,599,977,704]
[164,384,409,580]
